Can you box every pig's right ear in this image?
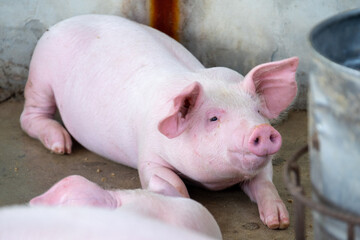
[242,57,298,119]
[158,82,203,139]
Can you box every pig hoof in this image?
[259,200,289,230]
[49,139,72,155]
[264,215,289,229]
[39,122,72,154]
[50,142,66,154]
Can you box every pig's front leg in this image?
[241,162,289,229]
[138,159,190,198]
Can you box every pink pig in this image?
[0,206,218,240]
[20,14,298,229]
[26,175,222,239]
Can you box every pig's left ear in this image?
[242,57,299,119]
[158,82,203,138]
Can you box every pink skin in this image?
[0,207,217,240]
[20,15,298,229]
[248,124,282,157]
[29,175,222,239]
[29,175,119,208]
[29,175,183,208]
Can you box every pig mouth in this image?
[228,150,271,173]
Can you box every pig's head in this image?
[158,57,298,188]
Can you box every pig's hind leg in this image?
[20,74,72,154]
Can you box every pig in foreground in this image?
[27,175,222,239]
[25,175,221,239]
[0,206,217,240]
[20,14,298,229]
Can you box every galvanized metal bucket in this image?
[309,8,360,240]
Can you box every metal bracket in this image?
[284,145,360,240]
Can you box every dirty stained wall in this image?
[0,0,358,108]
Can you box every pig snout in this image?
[248,124,282,157]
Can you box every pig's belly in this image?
[55,81,139,169]
[61,107,138,168]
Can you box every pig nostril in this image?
[249,126,282,156]
[254,137,260,145]
[269,134,280,143]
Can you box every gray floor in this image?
[0,97,312,240]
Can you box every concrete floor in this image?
[0,97,312,240]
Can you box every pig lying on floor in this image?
[20,14,298,229]
[0,207,218,240]
[0,175,221,240]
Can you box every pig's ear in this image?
[242,57,298,119]
[148,175,183,197]
[29,175,115,208]
[158,82,203,138]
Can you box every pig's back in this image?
[30,15,204,167]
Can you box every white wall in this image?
[0,0,358,108]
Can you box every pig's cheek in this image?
[231,128,246,151]
[205,121,220,132]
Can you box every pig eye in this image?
[210,116,218,122]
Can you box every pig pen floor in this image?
[0,97,312,240]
